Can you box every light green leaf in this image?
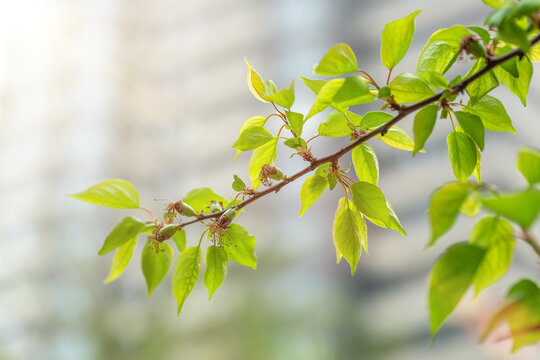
[333,198,366,275]
[301,77,327,95]
[460,190,483,217]
[142,242,174,298]
[482,0,509,8]
[531,43,540,61]
[378,126,416,152]
[249,138,278,190]
[104,237,137,284]
[493,56,533,106]
[470,217,515,295]
[237,116,267,135]
[359,111,393,131]
[232,174,247,192]
[518,147,540,185]
[429,182,472,245]
[429,243,485,335]
[245,59,268,103]
[419,70,449,89]
[364,201,406,236]
[381,10,421,69]
[482,189,540,228]
[69,179,140,209]
[285,111,304,137]
[473,145,482,184]
[467,26,491,45]
[223,224,257,269]
[351,181,391,227]
[265,79,295,109]
[172,246,201,315]
[464,59,499,106]
[204,245,228,299]
[413,104,438,155]
[98,216,145,255]
[447,132,477,182]
[389,72,436,103]
[467,95,515,132]
[172,229,186,252]
[352,143,379,185]
[299,175,328,216]
[183,188,227,214]
[455,111,485,151]
[417,41,459,75]
[232,126,274,151]
[313,43,358,76]
[318,111,361,137]
[425,25,472,47]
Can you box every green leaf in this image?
[327,173,338,191]
[417,41,459,75]
[232,126,274,151]
[285,111,304,137]
[378,126,416,152]
[172,246,201,315]
[318,111,360,137]
[380,10,421,70]
[470,217,515,295]
[299,175,328,216]
[460,190,482,217]
[464,59,499,106]
[237,116,267,135]
[183,188,227,214]
[482,0,509,8]
[473,146,482,184]
[429,243,485,335]
[232,175,247,192]
[70,179,140,209]
[429,182,471,245]
[283,138,307,150]
[419,70,449,89]
[204,245,228,299]
[352,143,379,185]
[482,189,540,228]
[103,237,137,284]
[389,72,436,103]
[223,224,257,269]
[413,104,438,155]
[518,147,540,185]
[467,26,491,44]
[98,216,145,255]
[467,95,515,132]
[455,111,485,151]
[301,77,327,95]
[351,181,391,227]
[313,43,358,76]
[359,111,393,131]
[364,201,407,236]
[172,229,186,252]
[530,43,540,62]
[333,198,366,275]
[245,59,268,103]
[248,138,278,190]
[265,79,295,109]
[142,242,174,298]
[493,56,533,106]
[447,132,477,182]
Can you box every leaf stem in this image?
[519,226,540,258]
[358,69,381,90]
[139,206,156,220]
[386,68,393,85]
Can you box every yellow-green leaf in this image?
[245,59,268,103]
[142,242,174,297]
[69,179,140,209]
[518,147,540,185]
[333,198,366,275]
[98,216,145,255]
[389,72,436,103]
[413,104,438,155]
[313,43,358,76]
[248,138,278,190]
[232,126,274,151]
[378,126,416,152]
[447,132,477,182]
[299,174,328,216]
[352,143,379,185]
[204,246,228,299]
[223,224,257,269]
[172,246,201,316]
[351,181,391,227]
[104,237,137,284]
[381,10,421,69]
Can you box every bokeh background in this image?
[1,0,539,359]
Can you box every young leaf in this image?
[284,138,307,150]
[359,111,393,131]
[447,132,477,182]
[350,181,391,227]
[464,59,499,106]
[419,70,449,89]
[232,126,274,151]
[313,43,358,76]
[454,111,485,151]
[388,72,436,103]
[482,0,509,9]
[413,104,438,155]
[364,201,407,236]
[352,143,379,185]
[333,198,366,275]
[98,216,145,255]
[470,217,515,295]
[299,175,328,216]
[318,111,361,137]
[285,111,304,137]
[429,243,485,335]
[104,237,137,284]
[232,175,247,192]
[172,246,201,315]
[460,190,483,217]
[517,148,540,185]
[380,10,421,70]
[466,95,515,132]
[245,59,268,103]
[183,188,228,213]
[204,245,228,299]
[429,182,471,245]
[301,77,327,95]
[265,79,295,109]
[172,229,186,252]
[248,138,278,190]
[417,41,459,75]
[493,56,533,106]
[142,242,174,298]
[69,179,140,209]
[237,116,267,135]
[482,189,540,228]
[223,224,257,269]
[377,126,416,152]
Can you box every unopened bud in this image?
[175,201,197,217]
[216,208,237,228]
[209,201,223,213]
[461,35,487,59]
[159,224,179,239]
[259,164,286,185]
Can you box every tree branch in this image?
[179,33,540,229]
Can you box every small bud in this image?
[209,201,223,213]
[259,164,286,186]
[174,201,197,217]
[269,167,285,181]
[216,208,237,228]
[460,35,487,59]
[159,224,179,239]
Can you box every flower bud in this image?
[175,201,197,217]
[460,35,487,59]
[209,201,223,213]
[159,224,179,239]
[216,208,237,228]
[269,167,285,181]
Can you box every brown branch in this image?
[519,226,540,258]
[178,33,540,229]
